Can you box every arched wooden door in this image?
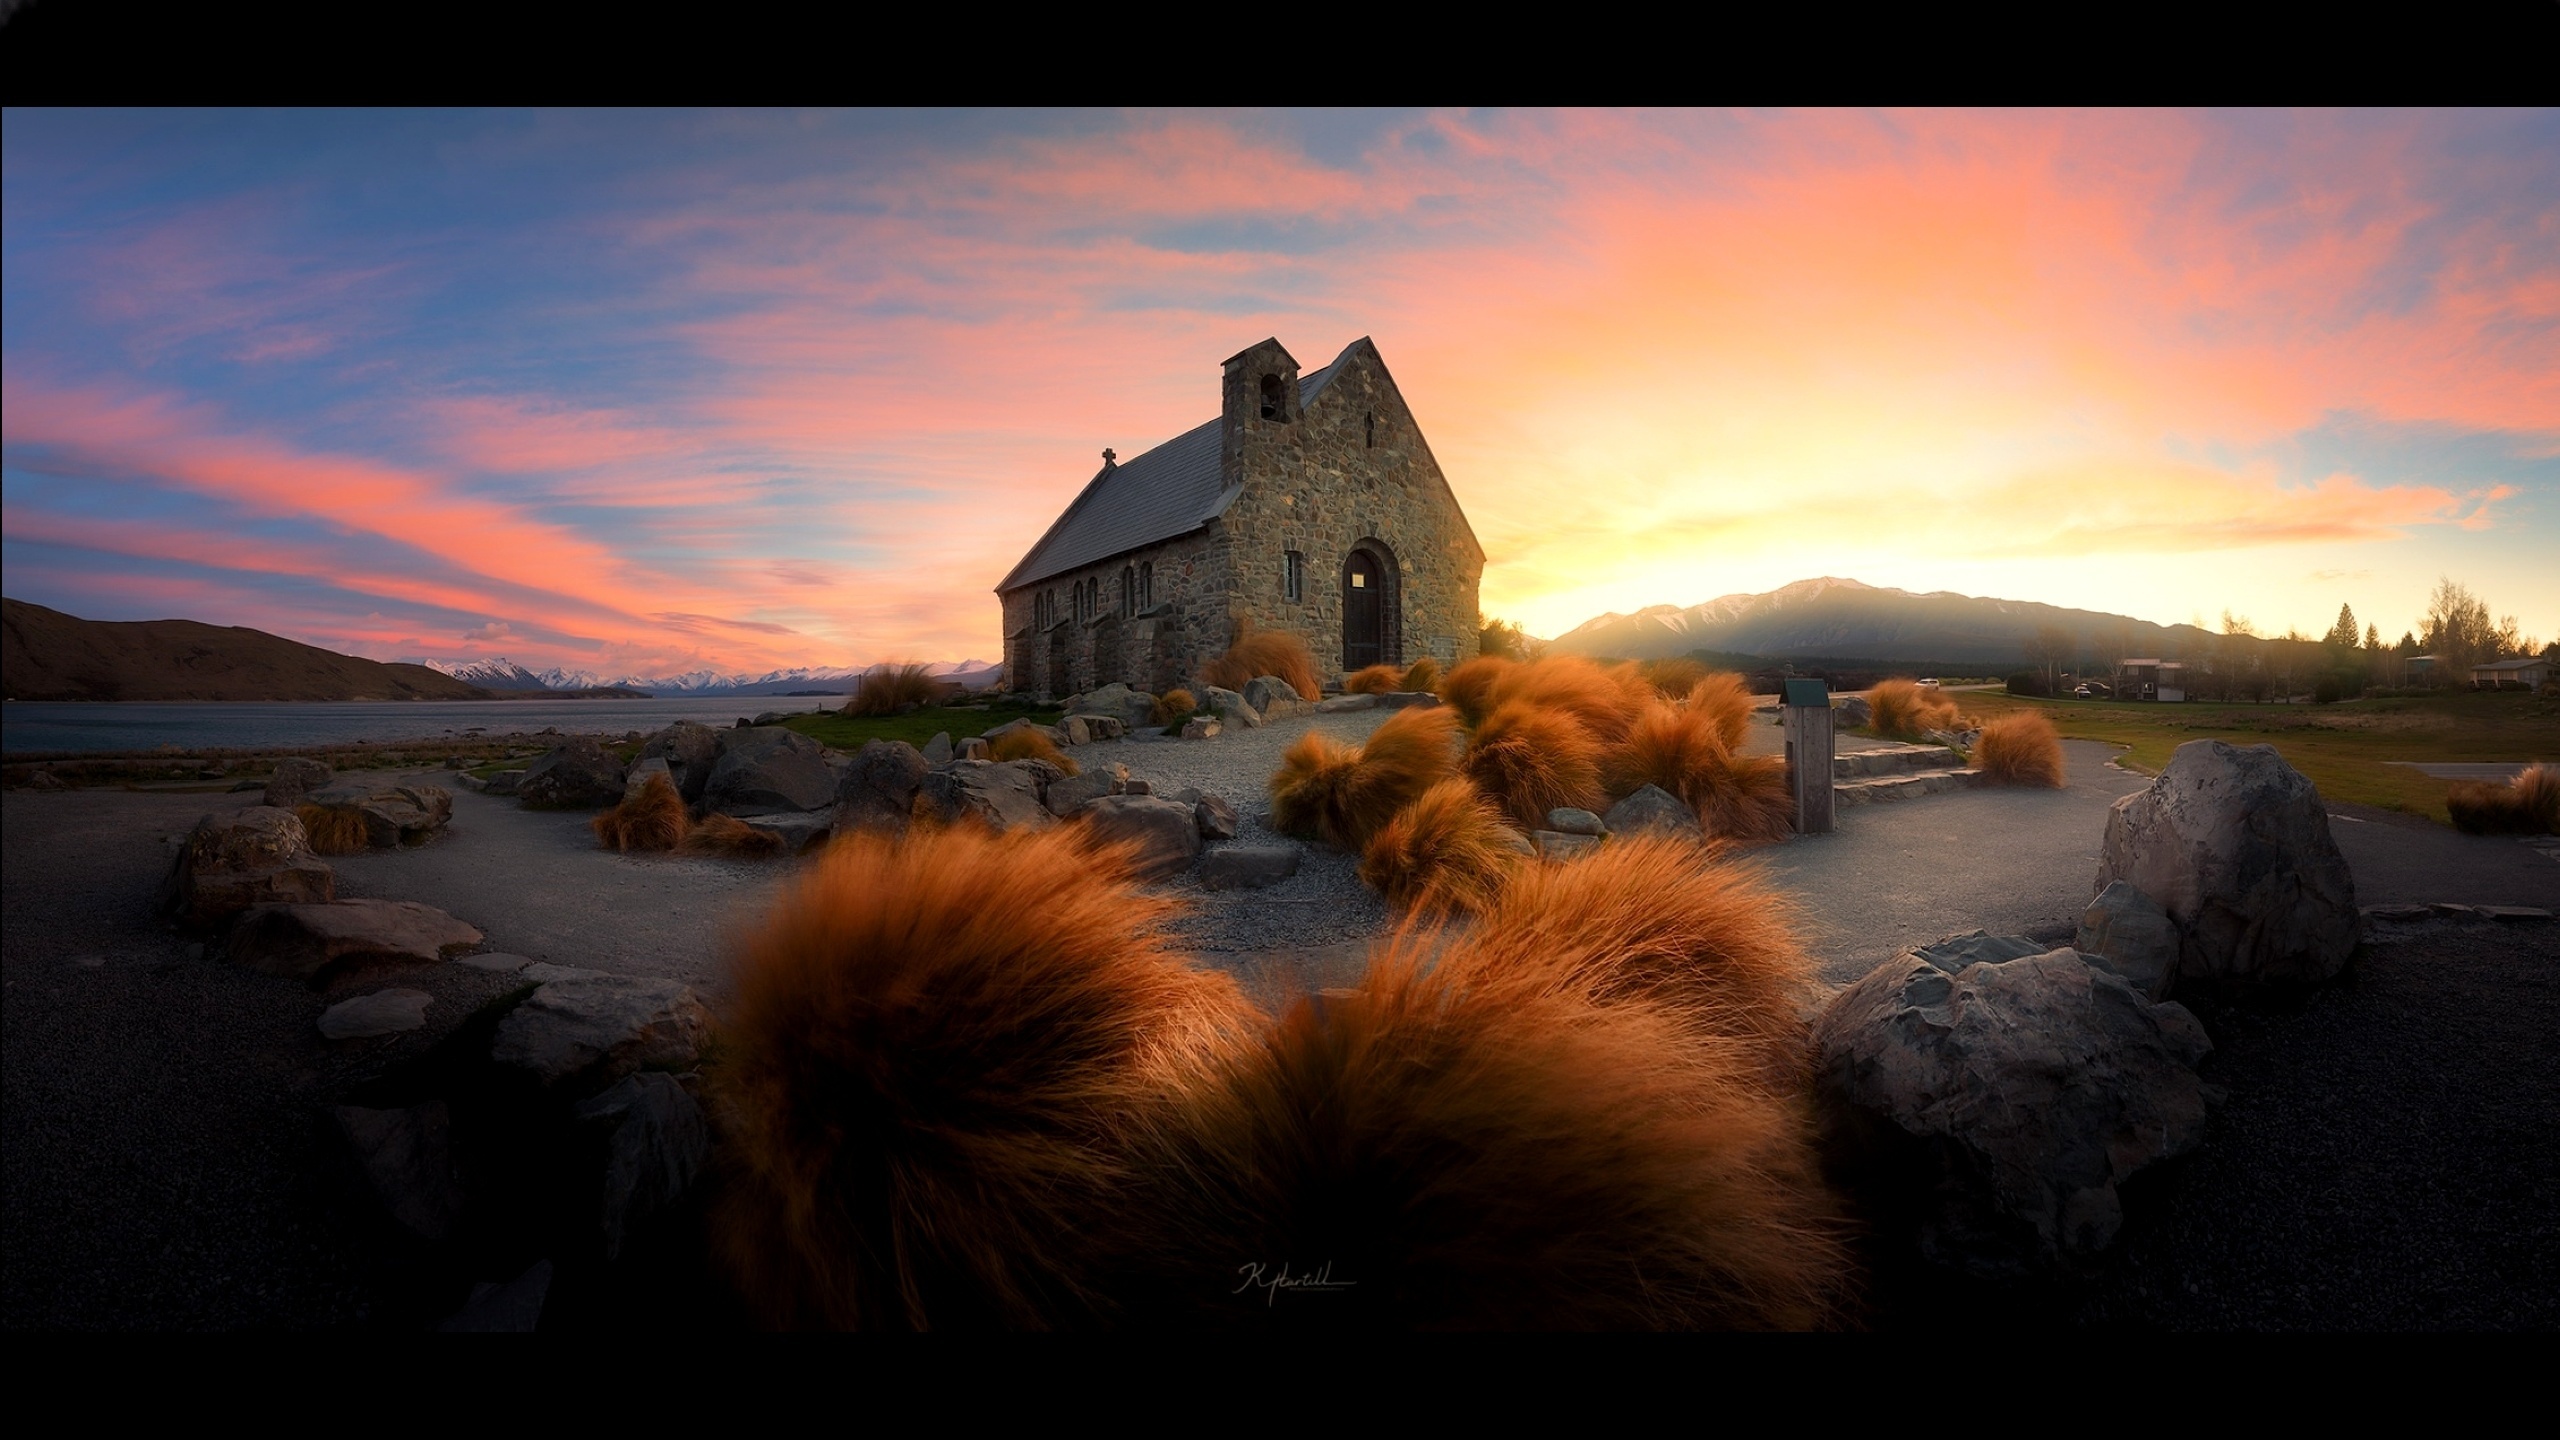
[1342,550,1383,672]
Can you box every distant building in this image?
[2116,659,2186,702]
[2407,655,2441,685]
[2470,656,2549,692]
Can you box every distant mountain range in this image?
[3,598,490,703]
[1549,577,2217,670]
[414,656,1003,697]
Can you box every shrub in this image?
[681,813,789,858]
[1345,664,1403,695]
[1868,679,1963,739]
[1462,701,1606,830]
[1151,689,1197,727]
[1490,656,1647,743]
[590,773,690,851]
[844,662,942,718]
[1604,700,1728,808]
[989,727,1080,776]
[1437,656,1513,727]
[1971,712,2065,788]
[1399,657,1442,693]
[295,803,373,856]
[1359,777,1524,916]
[1688,746,1795,847]
[1683,672,1756,751]
[712,823,1261,1329]
[2004,671,2050,698]
[1200,623,1323,710]
[1642,657,1707,698]
[1268,706,1461,849]
[2448,763,2560,835]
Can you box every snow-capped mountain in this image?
[1548,577,2217,667]
[415,656,1002,696]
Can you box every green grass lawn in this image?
[1949,688,2556,823]
[781,702,1064,752]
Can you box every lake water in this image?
[2,696,850,756]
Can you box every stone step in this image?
[1833,744,1967,780]
[1833,770,1977,807]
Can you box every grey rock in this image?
[1833,695,1874,728]
[319,988,433,1040]
[1058,715,1092,746]
[922,732,954,765]
[705,727,837,815]
[1601,784,1704,840]
[1198,844,1303,890]
[160,807,335,926]
[1064,713,1129,742]
[2075,881,2182,1000]
[1314,694,1378,713]
[521,962,604,984]
[739,812,833,853]
[623,756,674,802]
[490,973,712,1090]
[1043,767,1123,818]
[1532,830,1602,860]
[1908,930,2053,974]
[453,772,489,793]
[1075,794,1203,880]
[1076,683,1161,730]
[982,717,1064,746]
[957,737,991,762]
[335,1102,463,1241]
[439,1261,551,1333]
[226,899,484,983]
[456,952,532,974]
[832,739,929,835]
[303,783,455,848]
[1124,779,1153,797]
[1546,807,1607,837]
[1812,946,2212,1276]
[1195,792,1240,841]
[1179,715,1222,740]
[1242,676,1307,718]
[483,769,528,797]
[2478,905,2554,922]
[261,756,335,809]
[915,759,1055,833]
[517,739,628,810]
[574,1073,710,1262]
[2096,740,2359,989]
[1377,691,1442,710]
[1199,686,1263,728]
[640,722,723,804]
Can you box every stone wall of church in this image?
[997,527,1225,698]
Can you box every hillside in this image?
[2,599,494,702]
[1550,577,2218,669]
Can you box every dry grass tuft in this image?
[1683,672,1757,751]
[1606,701,1724,806]
[1867,679,1963,738]
[1200,623,1323,710]
[711,823,1262,1329]
[1642,656,1707,698]
[1268,706,1460,849]
[1971,712,2066,788]
[2448,762,2560,835]
[1359,777,1524,916]
[843,662,943,718]
[990,728,1080,775]
[1691,746,1795,847]
[591,773,690,851]
[682,813,790,858]
[1437,655,1513,727]
[1491,656,1648,743]
[295,803,373,855]
[1463,700,1607,830]
[1400,657,1442,693]
[1151,689,1198,727]
[1345,664,1404,695]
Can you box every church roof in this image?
[996,355,1345,594]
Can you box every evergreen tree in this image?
[2323,603,2361,650]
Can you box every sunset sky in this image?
[5,109,2553,676]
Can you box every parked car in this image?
[2074,681,2113,698]
[1917,677,1940,688]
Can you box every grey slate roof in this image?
[996,357,1345,594]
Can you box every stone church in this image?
[996,337,1484,699]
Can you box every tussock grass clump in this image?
[844,662,942,718]
[1691,747,1795,847]
[1605,700,1729,809]
[295,803,372,855]
[1684,672,1757,752]
[1400,657,1442,693]
[1151,689,1197,727]
[591,773,690,852]
[1437,655,1513,727]
[1345,664,1403,695]
[1200,623,1322,710]
[2448,762,2560,835]
[1463,701,1607,830]
[1971,712,2066,788]
[1642,656,1707,698]
[1359,777,1523,916]
[989,728,1080,776]
[712,824,1261,1329]
[1867,679,1963,739]
[682,813,789,858]
[1117,932,1850,1329]
[1268,706,1461,849]
[1491,656,1647,743]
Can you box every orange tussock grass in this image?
[1971,712,2065,788]
[1437,655,1513,727]
[1605,699,1729,808]
[843,662,942,718]
[1345,664,1403,695]
[1643,656,1708,698]
[1867,679,1963,738]
[1446,834,1820,1093]
[989,728,1080,776]
[1683,672,1757,751]
[591,773,690,852]
[1462,700,1607,830]
[1151,688,1197,726]
[681,813,789,858]
[1113,935,1851,1329]
[711,823,1261,1329]
[1268,705,1461,849]
[1400,657,1442,693]
[1359,777,1525,917]
[2448,762,2560,835]
[295,803,372,856]
[1491,655,1647,743]
[1690,746,1795,847]
[1199,623,1322,709]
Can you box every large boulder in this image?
[261,756,334,809]
[334,1102,463,1241]
[704,726,836,815]
[2075,881,2181,1001]
[1074,794,1202,880]
[303,783,454,848]
[517,739,628,810]
[573,1072,710,1262]
[1062,713,1129,743]
[832,739,930,835]
[1833,695,1874,729]
[921,732,954,766]
[1243,676,1307,720]
[490,972,713,1091]
[319,989,434,1039]
[639,722,722,804]
[1075,683,1159,730]
[915,759,1055,832]
[1043,766,1125,819]
[1198,686,1262,728]
[1198,843,1301,890]
[982,717,1064,747]
[1314,693,1377,713]
[2095,740,2359,988]
[1601,784,1704,841]
[226,899,483,982]
[161,807,335,926]
[1812,944,2213,1276]
[622,756,674,802]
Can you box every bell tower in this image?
[1219,337,1301,483]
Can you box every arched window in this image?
[1259,373,1286,421]
[1139,561,1154,608]
[1284,548,1305,603]
[1121,565,1136,618]
[1365,410,1376,448]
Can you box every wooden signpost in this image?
[1781,678,1835,835]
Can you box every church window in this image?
[1121,565,1136,618]
[1140,561,1154,608]
[1365,410,1376,448]
[1260,373,1286,421]
[1284,549,1305,603]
